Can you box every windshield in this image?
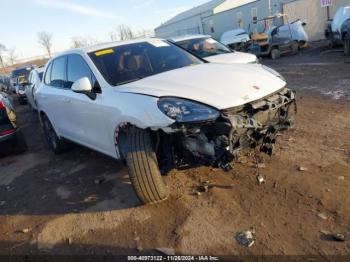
[11,67,32,83]
[175,37,231,58]
[89,40,202,86]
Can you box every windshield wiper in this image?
[117,77,143,86]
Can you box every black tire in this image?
[12,129,28,154]
[42,114,68,154]
[344,34,350,56]
[271,48,280,60]
[121,127,168,204]
[291,41,299,55]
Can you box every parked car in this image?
[0,75,10,93]
[36,38,296,204]
[325,5,350,55]
[0,89,27,156]
[220,29,251,51]
[248,14,299,59]
[273,19,308,48]
[168,34,258,64]
[25,67,45,110]
[10,65,35,95]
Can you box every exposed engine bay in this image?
[157,87,296,172]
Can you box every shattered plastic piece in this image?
[83,195,98,203]
[155,247,176,256]
[257,174,266,184]
[235,231,255,247]
[332,233,346,242]
[298,166,307,171]
[317,213,328,220]
[22,228,30,234]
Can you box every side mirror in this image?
[71,77,96,100]
[302,22,307,26]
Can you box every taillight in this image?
[0,101,4,110]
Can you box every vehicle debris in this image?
[21,228,31,234]
[298,166,308,171]
[83,195,98,203]
[332,233,346,242]
[257,174,266,184]
[235,230,255,247]
[321,231,346,242]
[317,213,328,220]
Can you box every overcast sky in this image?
[0,0,209,59]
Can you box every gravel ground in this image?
[0,46,349,259]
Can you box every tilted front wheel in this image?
[121,127,169,204]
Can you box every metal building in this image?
[155,0,295,40]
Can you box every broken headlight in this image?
[158,97,219,123]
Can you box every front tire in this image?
[42,115,68,154]
[271,48,280,60]
[121,127,169,204]
[344,34,350,56]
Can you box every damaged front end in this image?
[157,87,296,171]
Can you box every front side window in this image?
[176,37,231,58]
[67,54,93,89]
[88,40,202,86]
[44,63,52,85]
[51,56,66,88]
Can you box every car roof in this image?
[168,34,211,43]
[53,38,168,59]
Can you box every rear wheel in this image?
[271,48,280,60]
[344,34,350,56]
[120,127,169,204]
[42,114,68,154]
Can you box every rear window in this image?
[88,40,202,86]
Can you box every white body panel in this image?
[170,34,257,64]
[36,39,286,160]
[205,52,257,64]
[276,20,309,43]
[332,5,350,34]
[220,29,251,45]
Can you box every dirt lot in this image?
[0,45,349,258]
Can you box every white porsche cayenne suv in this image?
[36,38,296,204]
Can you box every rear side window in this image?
[44,63,52,85]
[67,54,93,89]
[51,56,66,88]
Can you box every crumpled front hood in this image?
[204,52,257,64]
[117,63,286,110]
